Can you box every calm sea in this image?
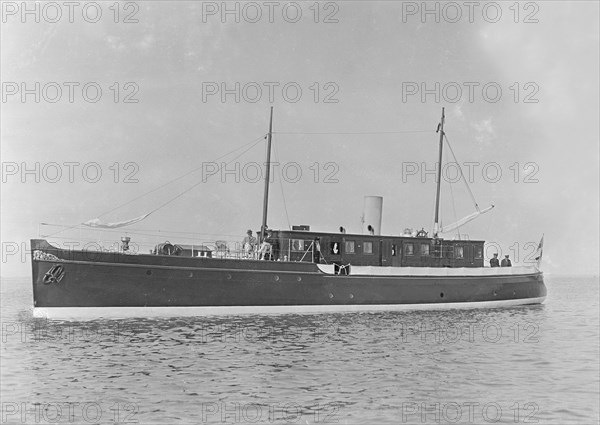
[1,275,598,425]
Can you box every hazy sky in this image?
[1,1,599,276]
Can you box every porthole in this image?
[146,270,152,276]
[440,292,444,298]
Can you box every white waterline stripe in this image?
[33,297,546,320]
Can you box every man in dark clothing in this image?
[490,253,500,267]
[501,255,512,267]
[313,237,321,263]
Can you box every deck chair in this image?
[215,240,229,258]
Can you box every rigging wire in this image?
[40,222,244,240]
[46,127,438,238]
[274,130,433,135]
[431,127,444,236]
[140,136,265,218]
[46,134,266,237]
[97,134,266,218]
[448,174,461,240]
[443,134,480,210]
[273,137,292,230]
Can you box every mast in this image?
[433,107,445,238]
[260,107,274,242]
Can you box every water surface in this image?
[1,275,598,424]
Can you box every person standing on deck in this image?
[313,237,321,263]
[501,255,512,267]
[242,230,256,258]
[490,253,500,267]
[260,231,273,260]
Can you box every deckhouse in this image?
[268,228,484,270]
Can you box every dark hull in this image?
[31,240,546,317]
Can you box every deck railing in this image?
[36,223,318,262]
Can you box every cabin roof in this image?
[272,229,485,244]
[176,244,212,251]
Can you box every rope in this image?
[299,241,314,262]
[98,134,266,218]
[43,127,440,238]
[274,130,433,135]
[144,135,266,217]
[45,134,266,237]
[40,223,244,240]
[443,134,480,211]
[448,174,461,239]
[273,138,292,230]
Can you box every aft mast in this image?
[433,107,445,238]
[260,107,274,242]
[431,107,494,237]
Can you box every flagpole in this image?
[536,234,544,268]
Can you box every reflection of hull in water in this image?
[31,239,546,319]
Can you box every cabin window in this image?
[455,246,464,259]
[420,243,430,256]
[345,241,355,254]
[330,242,341,255]
[391,244,397,256]
[474,246,483,259]
[363,241,373,254]
[405,243,414,256]
[445,245,453,258]
[292,239,304,251]
[433,240,443,258]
